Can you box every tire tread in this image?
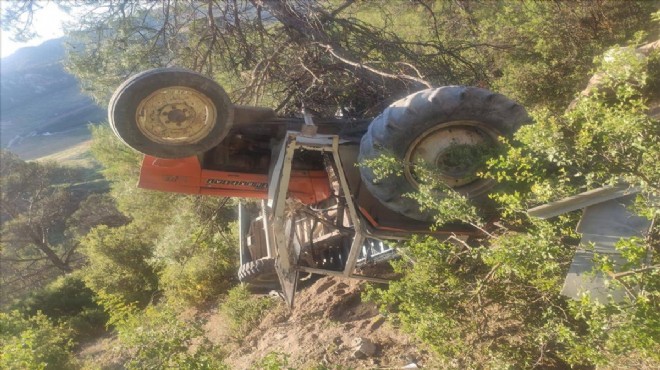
[358,86,531,221]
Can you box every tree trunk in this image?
[30,229,73,273]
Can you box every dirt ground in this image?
[77,275,435,369]
[76,333,125,370]
[214,276,435,369]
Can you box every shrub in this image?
[0,311,75,370]
[252,352,292,370]
[365,41,660,369]
[364,226,575,368]
[115,304,226,369]
[156,212,238,306]
[17,274,95,318]
[160,249,235,306]
[80,223,159,308]
[220,285,275,341]
[14,274,108,341]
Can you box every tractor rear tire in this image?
[359,86,531,222]
[108,68,233,158]
[238,257,280,290]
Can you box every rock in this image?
[369,317,385,331]
[401,362,419,369]
[352,350,367,359]
[350,337,377,358]
[268,290,282,299]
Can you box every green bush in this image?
[160,250,235,306]
[14,274,107,341]
[65,306,108,342]
[220,285,275,341]
[155,208,238,306]
[487,2,656,110]
[0,311,76,370]
[252,352,292,370]
[16,274,95,317]
[364,225,575,368]
[365,41,660,369]
[80,223,160,309]
[115,304,226,369]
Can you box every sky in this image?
[1,2,72,58]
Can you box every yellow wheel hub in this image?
[135,86,217,145]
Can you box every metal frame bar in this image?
[527,184,640,219]
[267,131,397,306]
[268,133,300,307]
[238,203,249,266]
[297,266,391,284]
[260,200,273,259]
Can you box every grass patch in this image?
[14,126,94,161]
[219,285,277,342]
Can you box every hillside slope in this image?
[77,276,435,369]
[218,277,433,369]
[0,38,104,160]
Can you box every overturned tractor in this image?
[108,68,530,305]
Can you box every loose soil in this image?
[214,276,435,369]
[78,276,435,369]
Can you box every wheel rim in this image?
[135,86,217,145]
[253,273,279,284]
[404,121,499,189]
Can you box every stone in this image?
[350,337,377,358]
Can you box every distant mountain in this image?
[0,37,105,160]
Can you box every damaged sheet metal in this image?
[560,194,651,302]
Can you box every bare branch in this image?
[319,43,432,88]
[609,265,659,279]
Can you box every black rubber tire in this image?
[238,257,280,290]
[108,68,233,158]
[359,86,531,222]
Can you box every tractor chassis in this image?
[262,130,401,307]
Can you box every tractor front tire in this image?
[238,257,280,290]
[359,86,531,222]
[108,68,234,158]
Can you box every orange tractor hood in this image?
[138,155,331,204]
